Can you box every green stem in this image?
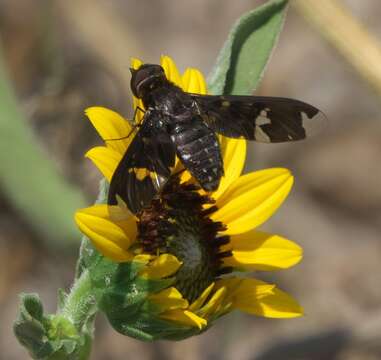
[60,269,97,332]
[54,181,108,358]
[57,269,96,360]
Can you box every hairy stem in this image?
[61,269,97,332]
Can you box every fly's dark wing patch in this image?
[108,118,175,214]
[191,94,326,143]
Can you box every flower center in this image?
[136,176,232,303]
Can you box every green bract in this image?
[93,259,199,341]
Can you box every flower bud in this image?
[14,293,92,359]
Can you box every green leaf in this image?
[208,0,288,95]
[13,294,46,357]
[21,293,44,321]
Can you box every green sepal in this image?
[95,259,172,314]
[207,0,288,95]
[90,258,204,341]
[107,311,202,341]
[13,293,91,359]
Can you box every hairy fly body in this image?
[108,64,326,214]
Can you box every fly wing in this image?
[108,114,175,214]
[191,94,327,143]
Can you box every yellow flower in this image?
[76,56,303,332]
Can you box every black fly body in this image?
[108,64,326,214]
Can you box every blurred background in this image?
[1,0,381,359]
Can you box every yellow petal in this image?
[160,55,183,88]
[139,254,182,279]
[133,254,154,264]
[181,68,207,94]
[179,171,193,184]
[130,57,143,70]
[224,231,303,271]
[198,286,227,319]
[211,168,293,235]
[212,137,246,201]
[75,203,137,242]
[160,309,207,330]
[149,287,189,311]
[106,206,138,242]
[189,283,215,312]
[172,158,193,184]
[85,146,122,182]
[227,278,303,318]
[75,206,133,262]
[85,107,132,155]
[215,278,274,310]
[77,202,132,222]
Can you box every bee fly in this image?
[108,64,326,214]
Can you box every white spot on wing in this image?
[260,110,268,117]
[256,115,271,126]
[254,126,271,143]
[300,110,327,137]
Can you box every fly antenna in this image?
[104,126,138,142]
[104,106,145,141]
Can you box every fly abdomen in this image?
[171,120,223,191]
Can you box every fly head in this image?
[130,64,166,99]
